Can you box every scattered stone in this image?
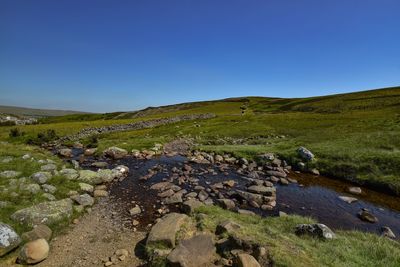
[167,234,216,267]
[247,185,275,196]
[79,183,94,193]
[237,209,256,216]
[41,184,57,194]
[236,253,261,267]
[0,222,21,256]
[22,154,31,160]
[60,168,79,180]
[198,190,209,202]
[265,170,287,178]
[78,170,102,185]
[21,224,52,242]
[310,168,320,176]
[31,172,52,184]
[129,206,142,216]
[42,193,56,201]
[21,183,42,194]
[11,199,73,227]
[146,213,189,248]
[216,221,241,235]
[103,146,128,159]
[94,189,109,197]
[295,223,335,239]
[381,226,396,239]
[348,187,362,195]
[58,148,72,158]
[0,170,21,179]
[357,209,378,223]
[338,196,358,203]
[41,164,57,172]
[91,161,108,168]
[150,182,173,191]
[278,211,288,217]
[17,238,49,264]
[216,199,236,210]
[158,189,175,198]
[84,148,97,156]
[297,147,315,161]
[165,193,183,204]
[181,199,203,214]
[279,178,289,185]
[71,194,94,207]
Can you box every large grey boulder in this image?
[0,222,22,256]
[295,223,335,239]
[146,213,188,248]
[297,147,315,161]
[11,199,73,227]
[78,170,102,185]
[103,146,128,159]
[31,172,52,184]
[167,234,216,267]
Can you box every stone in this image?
[79,183,94,193]
[198,190,209,202]
[165,193,183,204]
[96,169,115,183]
[21,224,52,242]
[0,170,21,179]
[167,234,216,267]
[146,213,189,248]
[103,146,128,159]
[42,193,56,201]
[0,222,21,256]
[21,183,41,194]
[181,199,203,214]
[185,192,198,198]
[78,170,102,185]
[58,148,72,158]
[348,187,362,195]
[60,168,79,180]
[11,199,73,227]
[279,178,289,185]
[236,253,261,267]
[338,196,358,203]
[265,170,287,178]
[247,185,275,196]
[295,223,335,239]
[18,238,49,264]
[129,206,142,216]
[31,172,52,184]
[223,180,236,187]
[41,164,57,172]
[381,226,396,239]
[158,189,175,198]
[84,148,97,156]
[216,221,241,235]
[41,184,57,194]
[150,182,173,191]
[310,168,320,176]
[237,210,256,216]
[91,161,108,168]
[22,154,31,160]
[357,210,378,223]
[94,189,109,197]
[216,199,236,210]
[297,147,315,161]
[71,193,94,207]
[236,190,264,205]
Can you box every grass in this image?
[196,205,400,267]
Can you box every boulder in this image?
[78,183,94,193]
[181,199,203,214]
[31,172,52,184]
[237,209,256,216]
[167,234,216,267]
[58,148,72,158]
[146,213,189,248]
[70,193,94,207]
[60,168,79,180]
[247,185,275,196]
[84,148,97,156]
[40,164,57,172]
[21,183,41,194]
[21,224,52,242]
[94,189,108,197]
[236,190,264,205]
[78,170,102,185]
[165,193,183,204]
[236,253,261,267]
[0,222,21,256]
[381,226,396,239]
[0,170,21,179]
[11,199,73,227]
[297,147,315,161]
[17,238,49,264]
[103,146,128,159]
[41,184,57,194]
[357,209,378,223]
[216,221,241,235]
[216,199,236,210]
[295,223,335,239]
[265,170,287,178]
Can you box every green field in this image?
[2,86,399,193]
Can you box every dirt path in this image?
[36,197,147,267]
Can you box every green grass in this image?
[196,205,400,267]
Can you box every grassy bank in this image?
[196,205,400,267]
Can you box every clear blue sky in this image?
[1,0,399,112]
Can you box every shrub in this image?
[9,128,25,138]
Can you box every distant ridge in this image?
[0,105,91,118]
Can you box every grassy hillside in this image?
[0,105,91,118]
[2,86,400,193]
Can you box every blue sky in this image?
[1,0,399,112]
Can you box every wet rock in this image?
[358,209,378,223]
[381,226,396,239]
[236,253,261,267]
[84,148,97,156]
[216,221,241,235]
[348,187,362,195]
[71,193,94,207]
[265,170,287,178]
[31,172,52,184]
[21,224,52,242]
[0,170,21,179]
[247,185,275,196]
[181,199,203,214]
[18,238,49,264]
[217,199,236,210]
[58,148,72,158]
[297,147,315,161]
[11,199,73,227]
[60,168,79,180]
[279,178,289,185]
[167,234,216,267]
[295,223,335,239]
[0,222,21,256]
[146,213,189,248]
[103,146,128,159]
[129,205,142,216]
[338,196,358,203]
[236,190,264,205]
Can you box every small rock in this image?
[129,206,142,216]
[0,170,21,179]
[216,221,241,235]
[41,164,57,172]
[70,194,94,207]
[181,199,203,214]
[42,184,57,194]
[58,148,72,158]
[18,238,49,264]
[358,209,378,223]
[297,147,315,161]
[103,146,128,159]
[21,224,52,242]
[94,189,109,197]
[348,187,362,195]
[79,183,94,193]
[216,199,236,210]
[31,172,52,184]
[338,196,358,203]
[236,253,261,267]
[381,226,396,239]
[295,223,335,239]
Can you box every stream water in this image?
[77,153,400,238]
